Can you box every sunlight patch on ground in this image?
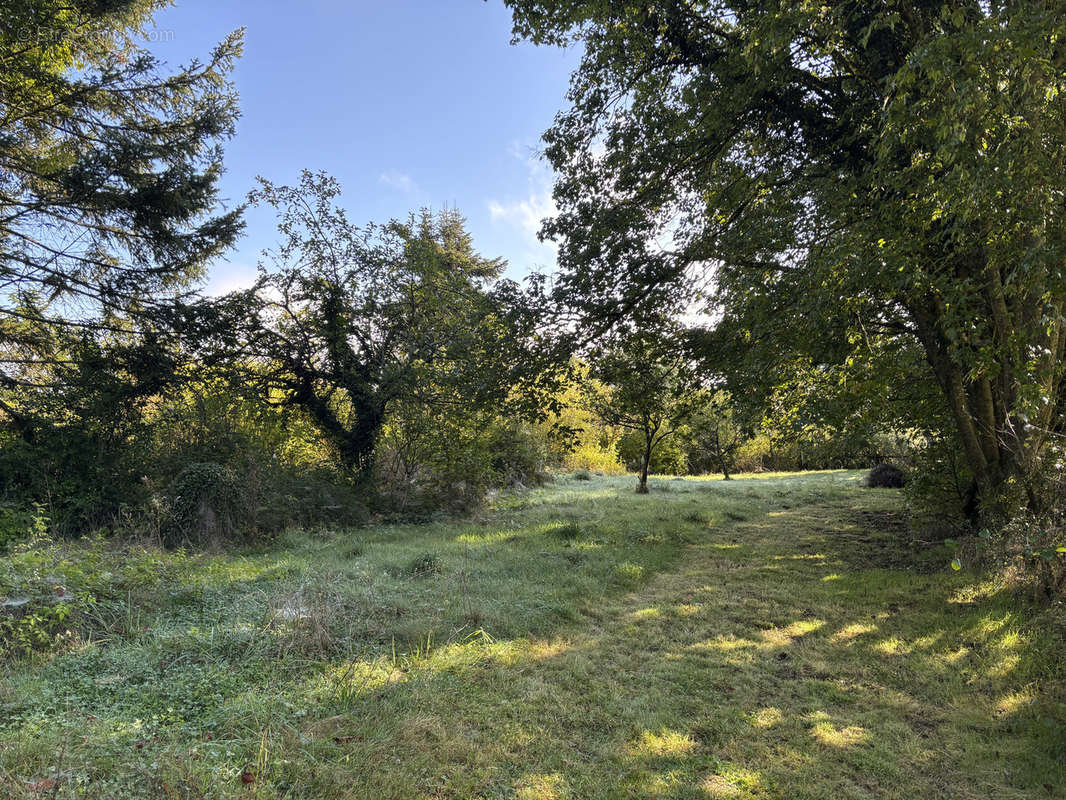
[454,528,527,544]
[831,622,877,644]
[987,652,1021,678]
[749,706,784,728]
[701,774,741,797]
[759,618,825,647]
[704,764,765,796]
[873,630,945,656]
[631,606,662,620]
[691,634,756,652]
[515,772,568,800]
[631,728,698,758]
[994,689,1036,717]
[807,713,869,748]
[948,579,1005,604]
[523,638,573,661]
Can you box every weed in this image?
[407,553,443,577]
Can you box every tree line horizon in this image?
[2,0,1064,593]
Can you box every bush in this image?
[407,553,443,577]
[866,463,906,488]
[0,534,182,658]
[733,433,773,473]
[617,431,687,475]
[0,503,47,553]
[988,511,1066,600]
[960,456,1066,601]
[376,405,550,517]
[563,443,625,474]
[162,462,246,548]
[573,470,592,481]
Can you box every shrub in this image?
[407,553,443,577]
[376,405,551,517]
[961,456,1066,601]
[733,433,773,473]
[618,431,687,475]
[573,470,592,481]
[866,463,906,488]
[991,511,1066,600]
[0,503,47,553]
[564,443,625,474]
[162,462,245,548]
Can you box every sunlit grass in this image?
[1,470,1063,798]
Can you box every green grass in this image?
[1,471,1063,798]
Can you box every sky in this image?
[146,0,581,293]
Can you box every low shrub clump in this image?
[0,533,185,658]
[407,553,444,577]
[866,462,906,488]
[0,503,46,554]
[988,511,1066,600]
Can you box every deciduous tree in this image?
[222,172,543,481]
[506,0,1066,518]
[582,327,703,493]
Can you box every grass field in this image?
[1,471,1064,799]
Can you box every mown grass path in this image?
[2,473,1063,798]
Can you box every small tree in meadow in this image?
[688,392,746,480]
[583,329,703,493]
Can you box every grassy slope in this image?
[1,472,1063,799]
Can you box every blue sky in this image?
[147,1,580,293]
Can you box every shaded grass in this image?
[1,471,1063,798]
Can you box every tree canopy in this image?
[217,171,542,480]
[506,0,1066,517]
[0,0,243,432]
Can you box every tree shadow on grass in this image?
[3,479,1063,799]
[252,494,1066,799]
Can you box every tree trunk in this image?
[338,404,386,483]
[714,421,731,479]
[908,280,1065,521]
[291,369,387,484]
[637,428,653,494]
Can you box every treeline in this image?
[2,1,1065,598]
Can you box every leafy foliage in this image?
[216,172,543,485]
[0,530,184,658]
[581,326,705,492]
[866,463,907,489]
[506,0,1066,521]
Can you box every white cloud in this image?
[487,192,556,243]
[487,145,558,270]
[378,169,419,194]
